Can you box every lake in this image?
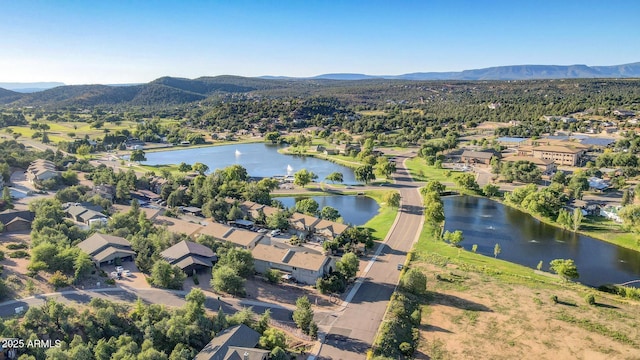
[443,195,640,287]
[142,143,358,183]
[277,195,380,226]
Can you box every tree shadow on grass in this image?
[427,291,492,312]
[595,302,619,309]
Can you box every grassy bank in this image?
[278,146,364,170]
[362,190,399,241]
[392,222,640,359]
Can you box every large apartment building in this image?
[518,144,586,166]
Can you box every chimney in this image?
[243,351,249,360]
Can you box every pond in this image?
[142,143,358,183]
[276,195,380,226]
[443,195,640,287]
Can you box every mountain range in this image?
[0,62,639,108]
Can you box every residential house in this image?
[153,215,203,238]
[601,206,623,223]
[240,201,280,220]
[64,204,108,226]
[460,150,500,165]
[288,212,321,239]
[196,224,263,249]
[0,209,34,232]
[251,243,334,285]
[131,189,161,203]
[501,156,556,174]
[124,138,145,150]
[312,219,349,242]
[335,143,360,155]
[160,240,217,274]
[89,184,116,201]
[26,159,60,184]
[149,176,169,194]
[77,233,135,267]
[195,324,268,360]
[181,206,202,216]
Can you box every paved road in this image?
[0,287,298,324]
[315,153,424,360]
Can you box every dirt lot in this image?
[414,262,640,360]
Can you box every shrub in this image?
[105,278,116,285]
[9,250,29,259]
[193,274,200,285]
[265,269,281,284]
[6,243,27,250]
[48,271,70,289]
[551,295,558,304]
[0,251,4,261]
[585,293,596,306]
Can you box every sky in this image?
[1,0,639,85]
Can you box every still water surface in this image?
[143,143,358,183]
[443,196,640,287]
[277,195,380,226]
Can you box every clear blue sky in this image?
[1,0,638,84]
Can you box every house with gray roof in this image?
[65,204,107,226]
[160,240,217,274]
[77,233,135,267]
[0,209,34,232]
[195,324,268,360]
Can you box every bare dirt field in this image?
[414,262,640,360]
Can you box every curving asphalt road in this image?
[314,153,424,360]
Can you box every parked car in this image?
[115,266,124,273]
[397,264,404,270]
[258,229,268,234]
[270,229,281,237]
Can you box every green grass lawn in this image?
[362,190,400,241]
[413,223,564,287]
[579,217,639,251]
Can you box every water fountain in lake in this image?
[286,164,294,175]
[235,149,242,156]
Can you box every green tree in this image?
[76,144,91,158]
[383,191,401,208]
[375,157,396,178]
[227,205,244,221]
[454,173,479,191]
[192,162,209,175]
[556,209,572,230]
[354,165,375,184]
[320,206,341,221]
[270,347,288,360]
[130,149,146,162]
[325,172,344,184]
[265,131,281,144]
[216,247,254,278]
[292,296,314,334]
[2,187,11,204]
[401,268,427,295]
[423,180,445,194]
[482,183,499,197]
[211,265,245,296]
[224,164,248,181]
[178,162,192,173]
[336,252,359,280]
[150,260,186,289]
[443,230,463,246]
[494,243,501,258]
[259,327,287,350]
[621,189,632,206]
[549,259,579,281]
[73,251,94,282]
[572,208,583,232]
[293,169,317,188]
[294,198,319,215]
[266,210,289,230]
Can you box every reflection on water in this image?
[443,196,640,287]
[143,143,358,183]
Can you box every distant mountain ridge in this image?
[0,62,639,108]
[302,62,640,80]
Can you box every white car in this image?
[270,229,281,237]
[122,270,132,277]
[115,266,124,273]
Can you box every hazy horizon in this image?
[1,0,639,84]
